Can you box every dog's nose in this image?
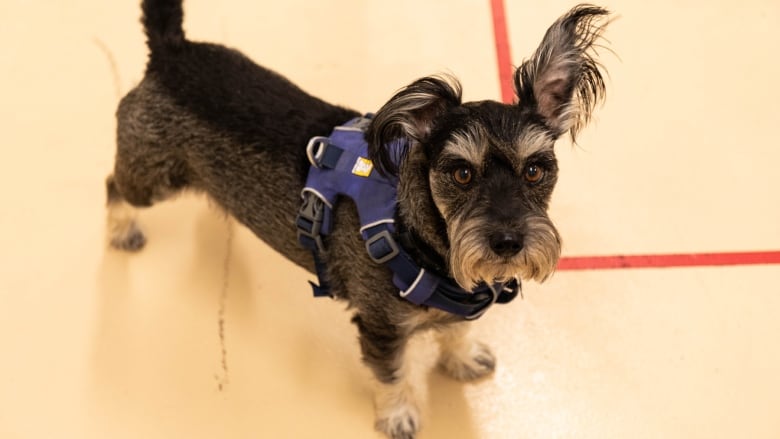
[489,231,523,257]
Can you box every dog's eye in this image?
[452,167,473,186]
[523,164,544,184]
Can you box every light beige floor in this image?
[2,1,779,438]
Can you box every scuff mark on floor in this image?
[92,37,122,100]
[215,220,233,392]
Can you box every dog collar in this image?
[296,115,520,319]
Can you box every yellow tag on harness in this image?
[352,157,374,177]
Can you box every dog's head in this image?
[366,5,610,289]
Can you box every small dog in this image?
[106,1,610,437]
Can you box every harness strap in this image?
[362,222,518,319]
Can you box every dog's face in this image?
[425,102,562,288]
[367,6,608,289]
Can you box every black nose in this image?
[489,231,523,257]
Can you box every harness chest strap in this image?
[296,116,520,319]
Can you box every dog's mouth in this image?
[446,214,561,290]
[452,254,558,291]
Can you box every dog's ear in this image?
[514,5,610,140]
[367,75,462,176]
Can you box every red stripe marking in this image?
[490,0,515,104]
[488,2,780,270]
[557,251,780,270]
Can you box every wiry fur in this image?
[106,2,611,438]
[514,4,609,139]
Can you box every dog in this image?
[106,1,610,437]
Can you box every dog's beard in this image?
[448,214,561,290]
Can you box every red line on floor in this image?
[557,251,780,270]
[490,0,515,104]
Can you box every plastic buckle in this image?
[497,279,520,303]
[296,192,326,252]
[365,230,400,264]
[465,287,499,320]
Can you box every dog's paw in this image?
[375,400,420,439]
[438,340,496,381]
[110,225,147,252]
[373,355,421,439]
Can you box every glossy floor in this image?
[1,1,779,438]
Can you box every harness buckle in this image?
[296,191,326,252]
[497,278,521,303]
[365,230,400,264]
[464,287,499,320]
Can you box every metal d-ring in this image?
[306,136,329,167]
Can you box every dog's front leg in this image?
[353,314,420,439]
[436,321,496,381]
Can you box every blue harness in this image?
[296,115,519,319]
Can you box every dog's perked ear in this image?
[366,75,462,176]
[514,4,610,140]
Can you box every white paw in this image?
[375,399,420,439]
[109,224,146,251]
[438,341,496,381]
[107,202,145,251]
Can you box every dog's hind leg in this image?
[106,174,146,251]
[106,146,190,252]
[106,81,194,251]
[106,150,189,251]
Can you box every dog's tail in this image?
[141,0,185,50]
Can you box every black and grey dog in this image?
[106,1,610,437]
